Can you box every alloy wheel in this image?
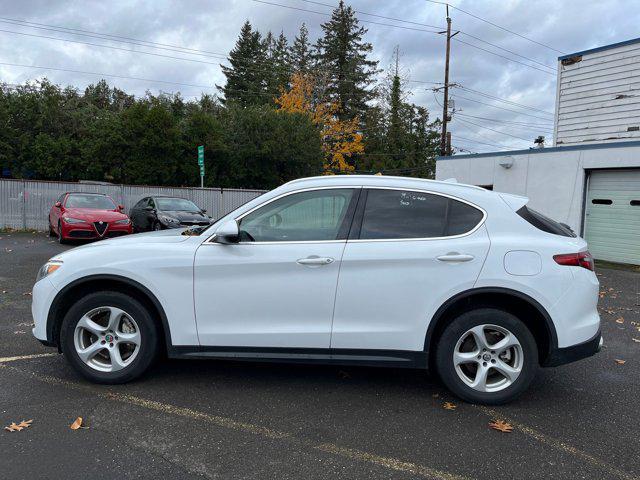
[453,324,523,393]
[73,306,141,372]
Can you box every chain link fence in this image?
[0,179,266,231]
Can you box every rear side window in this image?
[516,206,576,237]
[359,189,484,240]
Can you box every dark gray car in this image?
[130,196,211,232]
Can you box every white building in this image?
[436,38,640,265]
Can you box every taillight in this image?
[553,251,594,271]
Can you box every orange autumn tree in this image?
[275,72,363,174]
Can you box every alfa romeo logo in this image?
[105,334,114,343]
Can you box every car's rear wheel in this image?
[48,220,55,237]
[435,308,537,405]
[60,291,160,384]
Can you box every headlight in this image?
[63,217,85,224]
[36,260,63,282]
[114,218,130,225]
[159,215,179,224]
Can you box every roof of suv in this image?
[284,175,489,194]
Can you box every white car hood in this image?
[52,229,192,260]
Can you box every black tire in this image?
[60,291,160,384]
[48,220,55,237]
[57,221,67,244]
[435,308,538,405]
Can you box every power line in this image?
[423,0,565,55]
[0,28,395,92]
[0,61,215,90]
[455,85,554,115]
[453,134,525,150]
[451,94,553,121]
[251,0,555,76]
[0,17,229,59]
[455,112,554,130]
[0,28,225,66]
[299,0,555,71]
[454,117,535,142]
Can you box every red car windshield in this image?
[65,194,116,210]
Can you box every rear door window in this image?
[358,189,484,240]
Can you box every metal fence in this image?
[0,179,266,231]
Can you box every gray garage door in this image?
[584,169,640,265]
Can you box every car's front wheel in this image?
[57,221,67,244]
[435,308,538,405]
[60,291,160,384]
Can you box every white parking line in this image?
[478,406,639,480]
[4,365,471,480]
[0,353,58,363]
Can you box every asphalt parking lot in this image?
[1,232,638,480]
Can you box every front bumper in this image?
[543,330,602,367]
[62,222,132,239]
[31,276,58,344]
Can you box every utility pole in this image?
[440,6,458,156]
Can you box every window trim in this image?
[206,186,363,245]
[350,186,487,243]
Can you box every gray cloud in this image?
[0,0,637,152]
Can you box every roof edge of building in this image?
[558,37,640,60]
[437,140,640,161]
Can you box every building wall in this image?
[435,143,640,233]
[555,40,640,146]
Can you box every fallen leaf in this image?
[4,419,33,432]
[489,420,513,433]
[70,417,87,430]
[615,318,625,324]
[615,359,626,365]
[443,402,457,410]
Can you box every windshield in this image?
[156,197,201,212]
[65,194,116,209]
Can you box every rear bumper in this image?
[543,330,602,367]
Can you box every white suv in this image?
[32,175,601,404]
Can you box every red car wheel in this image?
[57,221,67,244]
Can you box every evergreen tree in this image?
[219,21,269,106]
[269,31,291,95]
[314,0,379,121]
[291,23,312,73]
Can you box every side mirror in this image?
[54,201,62,208]
[214,219,240,244]
[201,209,207,214]
[117,204,124,211]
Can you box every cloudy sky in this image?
[1,0,638,153]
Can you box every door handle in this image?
[297,256,335,266]
[436,253,475,262]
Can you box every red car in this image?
[48,192,133,243]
